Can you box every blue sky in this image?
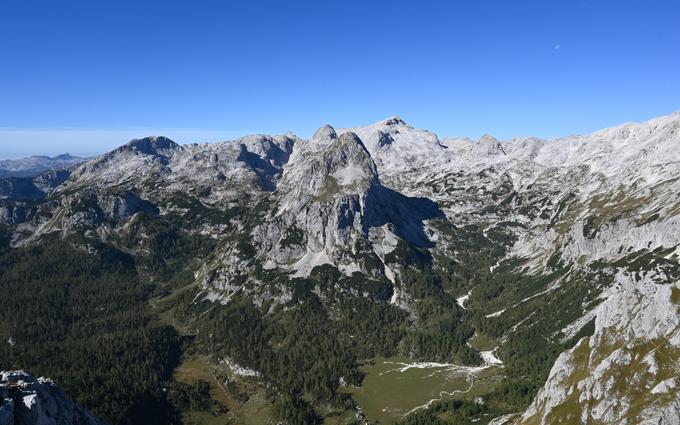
[1,0,679,158]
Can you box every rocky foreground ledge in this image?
[0,371,102,425]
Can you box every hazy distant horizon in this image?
[0,128,250,159]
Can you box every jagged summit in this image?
[281,129,379,200]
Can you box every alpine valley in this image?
[1,112,680,425]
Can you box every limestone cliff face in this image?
[255,128,382,274]
[519,274,680,425]
[198,125,443,302]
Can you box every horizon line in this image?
[1,108,679,160]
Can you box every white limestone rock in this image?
[0,371,103,425]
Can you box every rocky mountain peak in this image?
[312,124,338,141]
[65,136,183,189]
[334,131,369,153]
[338,117,445,170]
[202,129,398,281]
[380,116,407,127]
[117,136,180,156]
[474,134,506,156]
[281,130,378,202]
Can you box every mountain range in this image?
[1,112,679,424]
[0,154,87,178]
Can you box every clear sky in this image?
[1,0,679,158]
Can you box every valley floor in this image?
[345,356,503,424]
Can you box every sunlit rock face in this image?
[1,371,103,425]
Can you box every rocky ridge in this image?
[0,371,102,425]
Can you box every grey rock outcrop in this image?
[0,371,103,425]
